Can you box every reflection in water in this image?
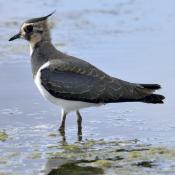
[59,130,66,144]
[59,123,82,144]
[44,139,175,175]
[47,161,104,175]
[77,128,82,142]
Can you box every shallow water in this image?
[0,0,175,174]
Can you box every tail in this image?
[140,84,161,90]
[140,94,165,104]
[139,84,165,104]
[107,79,165,104]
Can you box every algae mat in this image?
[43,139,175,175]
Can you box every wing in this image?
[40,59,149,103]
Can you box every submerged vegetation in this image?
[48,163,104,175]
[44,139,175,175]
[0,131,8,142]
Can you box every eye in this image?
[24,25,33,33]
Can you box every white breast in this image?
[34,61,101,112]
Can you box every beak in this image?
[9,33,21,41]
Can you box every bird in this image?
[9,12,165,135]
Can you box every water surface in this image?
[0,0,175,174]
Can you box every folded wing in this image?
[40,59,163,104]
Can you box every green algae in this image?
[0,131,8,142]
[47,144,59,149]
[0,158,7,164]
[149,147,175,158]
[7,152,20,159]
[128,151,142,159]
[60,144,81,152]
[27,152,41,159]
[93,160,112,168]
[46,139,175,175]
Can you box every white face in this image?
[20,22,44,44]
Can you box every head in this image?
[9,12,55,45]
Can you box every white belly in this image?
[34,62,101,112]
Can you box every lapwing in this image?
[9,12,165,134]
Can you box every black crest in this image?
[25,11,55,23]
